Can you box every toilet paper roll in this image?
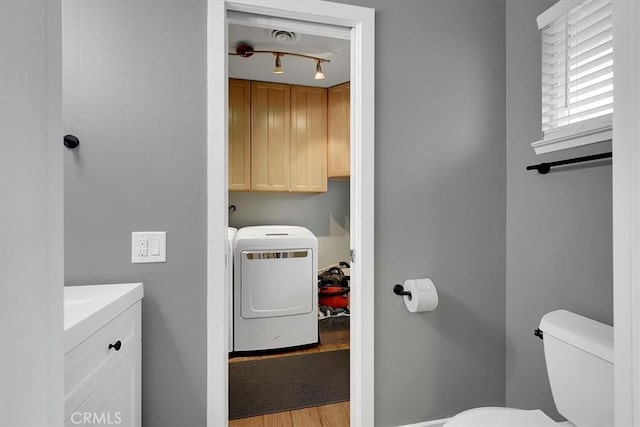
[403,278,439,313]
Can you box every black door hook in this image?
[64,134,80,149]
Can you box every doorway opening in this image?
[226,14,352,424]
[206,2,375,426]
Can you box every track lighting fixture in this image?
[230,42,330,79]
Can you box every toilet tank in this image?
[539,310,613,427]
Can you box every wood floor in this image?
[229,402,350,427]
[229,341,349,364]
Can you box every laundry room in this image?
[226,19,353,424]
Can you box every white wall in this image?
[0,1,64,425]
[229,181,351,268]
[612,2,640,424]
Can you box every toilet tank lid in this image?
[539,310,613,363]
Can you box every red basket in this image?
[319,286,350,308]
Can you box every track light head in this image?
[314,60,325,80]
[273,53,284,74]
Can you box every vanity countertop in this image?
[64,283,143,354]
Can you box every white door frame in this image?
[207,1,375,426]
[0,1,64,426]
[612,2,640,426]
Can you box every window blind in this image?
[539,0,613,142]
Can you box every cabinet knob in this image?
[108,340,122,351]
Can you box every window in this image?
[533,0,613,154]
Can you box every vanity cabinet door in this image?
[65,302,141,421]
[290,85,327,193]
[327,82,350,179]
[65,343,141,427]
[251,81,290,192]
[228,79,251,191]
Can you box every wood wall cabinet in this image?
[251,81,291,192]
[328,82,351,178]
[228,79,347,193]
[290,85,327,192]
[228,79,251,191]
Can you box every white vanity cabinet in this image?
[64,283,143,427]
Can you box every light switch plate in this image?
[132,232,166,263]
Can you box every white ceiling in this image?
[228,24,350,88]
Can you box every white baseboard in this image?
[396,418,449,427]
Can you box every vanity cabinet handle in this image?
[108,340,122,351]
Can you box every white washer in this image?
[233,225,318,352]
[227,227,237,351]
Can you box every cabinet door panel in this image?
[290,86,328,193]
[328,83,350,178]
[228,79,251,191]
[65,302,141,421]
[65,343,141,427]
[251,82,290,192]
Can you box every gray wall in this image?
[229,181,350,268]
[63,2,207,426]
[336,0,507,424]
[505,0,613,420]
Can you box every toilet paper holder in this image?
[393,284,412,300]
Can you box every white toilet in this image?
[445,310,613,427]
